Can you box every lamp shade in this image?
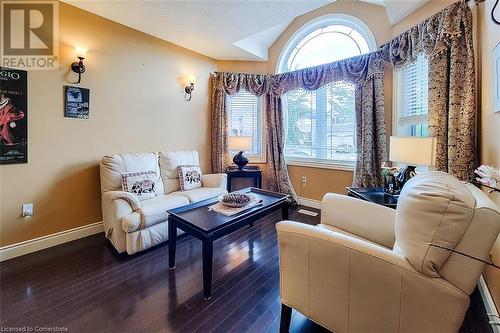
[389,136,436,166]
[228,136,252,152]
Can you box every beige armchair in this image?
[277,171,500,333]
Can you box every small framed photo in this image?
[494,42,500,113]
[64,86,89,119]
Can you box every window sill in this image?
[285,158,355,171]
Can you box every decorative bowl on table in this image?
[218,193,255,208]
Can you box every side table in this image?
[226,166,262,192]
[346,187,398,209]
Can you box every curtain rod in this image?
[466,0,500,25]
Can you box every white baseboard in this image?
[298,197,322,209]
[478,275,500,332]
[0,221,103,262]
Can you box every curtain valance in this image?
[269,52,385,95]
[214,72,270,96]
[379,0,472,68]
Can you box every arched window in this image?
[278,15,375,168]
[277,14,376,73]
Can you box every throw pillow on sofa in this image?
[178,165,202,191]
[121,170,157,200]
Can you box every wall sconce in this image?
[71,45,88,84]
[184,76,196,101]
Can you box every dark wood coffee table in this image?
[167,187,289,299]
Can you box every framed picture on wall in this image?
[494,42,500,113]
[0,67,28,165]
[64,86,90,119]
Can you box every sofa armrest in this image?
[101,191,140,253]
[202,173,227,189]
[321,193,396,248]
[276,221,469,333]
[102,191,141,211]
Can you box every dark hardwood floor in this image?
[0,206,492,333]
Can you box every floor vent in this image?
[298,209,318,217]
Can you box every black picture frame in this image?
[64,86,90,119]
[0,67,28,165]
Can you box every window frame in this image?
[282,83,357,171]
[392,55,429,138]
[276,14,377,74]
[277,14,376,170]
[226,92,267,164]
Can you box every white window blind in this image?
[395,54,429,137]
[226,91,264,160]
[283,81,356,164]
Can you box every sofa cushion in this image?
[101,152,164,194]
[170,187,227,203]
[395,171,475,277]
[159,150,200,180]
[121,194,189,233]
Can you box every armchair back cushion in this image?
[395,171,500,293]
[100,152,164,195]
[159,150,200,193]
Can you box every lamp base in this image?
[233,151,249,170]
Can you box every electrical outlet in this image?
[301,176,307,185]
[22,203,33,217]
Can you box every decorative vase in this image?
[233,151,249,170]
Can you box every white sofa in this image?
[100,150,227,255]
[277,171,500,333]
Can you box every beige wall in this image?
[477,0,500,311]
[0,3,217,246]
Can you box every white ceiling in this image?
[361,0,430,25]
[63,0,429,61]
[63,0,333,61]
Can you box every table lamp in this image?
[228,136,253,169]
[389,136,436,184]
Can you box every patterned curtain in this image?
[265,94,299,202]
[380,0,476,181]
[354,74,387,187]
[210,72,269,173]
[270,52,387,188]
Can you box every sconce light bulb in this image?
[188,76,196,85]
[74,45,89,59]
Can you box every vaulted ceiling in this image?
[63,0,429,61]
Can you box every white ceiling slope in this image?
[63,0,333,61]
[64,0,429,61]
[361,0,430,25]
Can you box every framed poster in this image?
[0,67,28,165]
[64,86,90,119]
[494,42,500,113]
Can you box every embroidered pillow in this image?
[121,170,157,200]
[178,165,202,191]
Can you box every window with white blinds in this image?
[226,91,265,161]
[283,81,356,165]
[394,54,429,137]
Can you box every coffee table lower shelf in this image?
[167,188,289,299]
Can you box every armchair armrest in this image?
[201,173,227,189]
[277,221,469,333]
[321,193,396,248]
